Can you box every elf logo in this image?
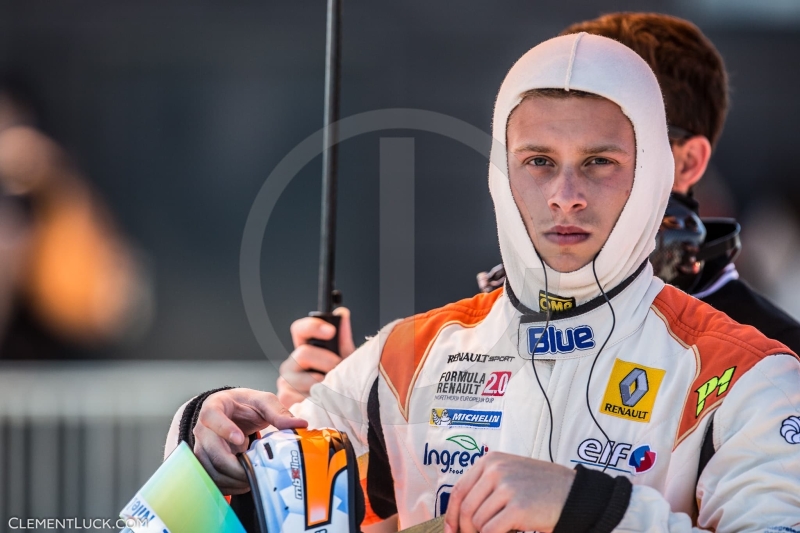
[527,325,595,355]
[570,438,656,475]
[571,438,632,473]
[628,445,657,474]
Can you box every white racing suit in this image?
[167,33,800,533]
[291,263,800,532]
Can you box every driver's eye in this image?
[530,157,548,166]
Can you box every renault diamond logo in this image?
[600,359,665,423]
[619,368,649,407]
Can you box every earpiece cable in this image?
[588,254,616,473]
[529,252,617,469]
[531,252,555,463]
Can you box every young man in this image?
[278,12,800,408]
[168,33,800,532]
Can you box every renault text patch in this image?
[446,352,515,364]
[600,359,665,423]
[539,290,576,313]
[430,408,502,429]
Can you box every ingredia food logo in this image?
[423,434,488,474]
[599,358,666,423]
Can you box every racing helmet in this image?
[650,194,741,293]
[650,194,707,293]
[238,428,364,533]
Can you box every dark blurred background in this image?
[1,0,799,362]
[2,0,800,524]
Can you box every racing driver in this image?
[277,12,800,412]
[167,33,800,532]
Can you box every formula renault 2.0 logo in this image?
[423,434,488,474]
[482,371,511,397]
[570,438,656,475]
[437,371,511,397]
[437,371,486,396]
[430,408,502,429]
[527,325,595,356]
[600,359,665,423]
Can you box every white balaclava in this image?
[490,32,674,309]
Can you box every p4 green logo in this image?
[695,366,736,417]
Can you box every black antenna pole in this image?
[309,0,343,354]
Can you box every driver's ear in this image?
[671,135,712,194]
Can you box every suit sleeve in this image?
[290,331,384,458]
[162,322,392,464]
[612,353,800,532]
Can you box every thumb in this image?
[333,307,356,358]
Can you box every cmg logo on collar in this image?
[527,325,595,355]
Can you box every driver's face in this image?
[506,95,636,273]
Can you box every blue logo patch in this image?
[435,484,454,516]
[527,325,595,355]
[430,408,502,429]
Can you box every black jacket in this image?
[699,277,800,354]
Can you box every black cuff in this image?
[552,464,632,533]
[178,386,235,449]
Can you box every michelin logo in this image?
[430,408,502,429]
[527,325,595,355]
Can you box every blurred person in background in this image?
[277,12,800,407]
[0,72,150,358]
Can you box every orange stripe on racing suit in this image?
[379,289,503,420]
[651,284,798,448]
